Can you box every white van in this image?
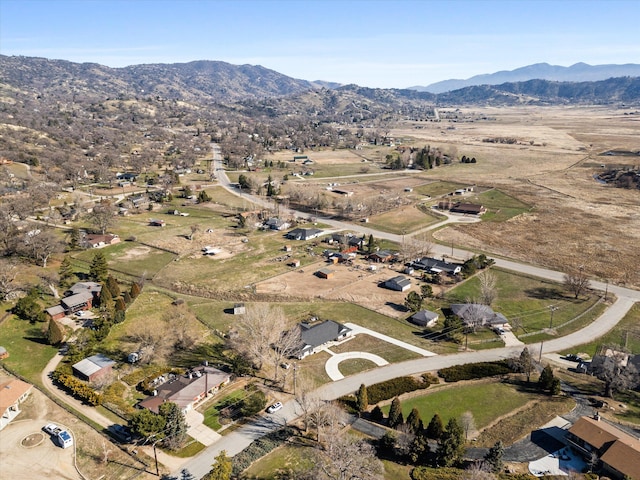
[57,430,73,449]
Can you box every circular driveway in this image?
[324,351,389,381]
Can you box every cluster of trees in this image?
[129,401,189,450]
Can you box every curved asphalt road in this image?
[174,146,640,479]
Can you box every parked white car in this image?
[266,402,283,413]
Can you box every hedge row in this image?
[438,360,512,382]
[231,426,295,475]
[367,374,437,404]
[412,467,539,480]
[51,371,103,406]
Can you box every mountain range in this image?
[410,62,640,93]
[1,55,640,108]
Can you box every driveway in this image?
[344,323,437,357]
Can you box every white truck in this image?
[43,423,73,449]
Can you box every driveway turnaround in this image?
[324,351,389,381]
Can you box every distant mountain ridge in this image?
[411,62,640,93]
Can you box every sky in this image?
[1,0,639,89]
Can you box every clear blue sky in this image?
[1,0,639,88]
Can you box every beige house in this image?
[0,378,33,430]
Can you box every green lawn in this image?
[202,389,247,430]
[243,442,316,479]
[413,181,467,198]
[338,358,379,377]
[330,334,422,364]
[569,303,640,358]
[446,268,602,338]
[475,189,532,222]
[0,315,57,386]
[381,381,536,430]
[365,206,441,234]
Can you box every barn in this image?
[72,354,116,382]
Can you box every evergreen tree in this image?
[484,440,504,473]
[409,430,430,464]
[197,190,211,203]
[426,413,444,439]
[550,377,562,396]
[106,275,121,298]
[68,227,81,250]
[370,405,384,422]
[47,319,65,345]
[436,417,465,467]
[367,234,376,254]
[129,409,166,439]
[123,291,132,305]
[406,408,423,434]
[538,365,555,392]
[130,282,142,298]
[180,469,195,480]
[99,283,114,319]
[388,397,403,429]
[205,450,233,480]
[420,284,433,299]
[516,347,535,383]
[115,297,126,312]
[356,383,368,413]
[14,288,46,323]
[89,251,108,282]
[377,432,397,459]
[159,402,188,450]
[59,256,76,289]
[404,291,423,313]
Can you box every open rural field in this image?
[391,106,639,288]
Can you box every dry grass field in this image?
[392,106,640,287]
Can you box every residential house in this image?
[139,366,231,414]
[46,282,102,318]
[409,310,439,327]
[384,275,412,292]
[82,233,120,249]
[286,228,323,241]
[72,354,115,382]
[449,203,486,215]
[61,291,94,314]
[265,218,290,231]
[412,257,462,275]
[449,303,508,328]
[367,250,396,263]
[566,415,640,480]
[296,320,353,359]
[128,194,149,209]
[0,378,33,430]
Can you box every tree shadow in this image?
[385,302,408,313]
[524,287,566,300]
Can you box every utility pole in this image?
[549,305,558,329]
[539,341,544,362]
[605,279,609,302]
[293,362,298,396]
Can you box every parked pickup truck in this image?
[42,423,74,449]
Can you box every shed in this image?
[316,268,334,279]
[72,354,115,382]
[233,303,246,315]
[384,275,411,292]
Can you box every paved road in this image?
[175,144,640,480]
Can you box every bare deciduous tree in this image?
[478,270,498,306]
[0,259,19,301]
[563,268,591,299]
[461,411,476,440]
[87,199,117,234]
[591,345,640,398]
[19,228,62,268]
[463,463,496,480]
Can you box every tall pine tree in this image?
[388,397,403,429]
[89,251,108,282]
[356,383,368,413]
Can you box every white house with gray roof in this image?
[296,320,353,359]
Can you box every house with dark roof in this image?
[412,257,462,275]
[449,203,486,215]
[61,291,94,314]
[296,320,353,359]
[384,275,412,292]
[138,366,231,414]
[286,228,323,241]
[449,303,508,327]
[368,250,396,263]
[72,354,115,382]
[265,218,290,231]
[409,310,439,327]
[566,415,640,480]
[0,378,33,431]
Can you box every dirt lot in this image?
[255,259,439,318]
[0,373,155,480]
[391,105,640,288]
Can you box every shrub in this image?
[231,427,295,475]
[51,371,103,406]
[411,467,463,480]
[366,374,436,404]
[438,360,512,382]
